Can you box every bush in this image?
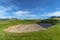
[40,19,58,25]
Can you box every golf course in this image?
[0,18,59,40]
[0,0,60,40]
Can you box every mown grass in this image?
[0,19,60,40]
[0,20,40,30]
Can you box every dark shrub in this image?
[40,19,58,25]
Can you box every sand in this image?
[4,24,44,33]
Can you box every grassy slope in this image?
[0,20,40,30]
[0,19,60,40]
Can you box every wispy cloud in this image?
[33,8,46,12]
[0,6,39,19]
[0,6,11,16]
[0,6,10,18]
[13,10,38,17]
[47,11,60,16]
[14,10,31,16]
[56,8,60,10]
[13,10,39,19]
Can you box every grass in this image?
[0,19,60,40]
[0,20,40,31]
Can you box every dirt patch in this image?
[4,24,44,33]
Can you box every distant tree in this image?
[50,16,60,18]
[50,16,57,18]
[57,16,60,18]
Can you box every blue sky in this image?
[0,0,60,19]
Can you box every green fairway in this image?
[0,19,60,40]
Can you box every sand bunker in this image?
[4,24,44,33]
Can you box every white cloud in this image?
[34,8,46,11]
[0,6,11,14]
[0,6,40,19]
[14,10,31,16]
[0,6,11,11]
[13,10,40,19]
[47,11,60,16]
[0,6,13,18]
[0,16,8,19]
[0,5,18,15]
[0,5,18,14]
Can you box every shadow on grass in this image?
[37,22,53,28]
[37,19,58,28]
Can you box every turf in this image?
[0,19,60,40]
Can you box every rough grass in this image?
[0,19,60,40]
